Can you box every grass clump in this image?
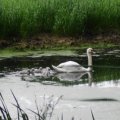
[0,91,96,120]
[0,91,63,120]
[0,0,120,39]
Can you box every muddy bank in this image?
[0,33,120,49]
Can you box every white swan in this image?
[52,48,94,73]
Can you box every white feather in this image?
[52,48,93,73]
[57,61,81,67]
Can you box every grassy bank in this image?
[0,0,120,40]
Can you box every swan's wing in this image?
[52,65,86,73]
[52,65,67,72]
[57,61,82,68]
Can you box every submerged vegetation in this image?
[0,0,120,39]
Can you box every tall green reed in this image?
[0,0,120,39]
[84,0,120,34]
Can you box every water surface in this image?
[0,48,120,120]
[0,48,120,87]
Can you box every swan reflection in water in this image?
[54,71,93,86]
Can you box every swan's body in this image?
[52,62,90,72]
[52,48,93,73]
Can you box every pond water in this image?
[0,48,120,120]
[0,48,120,87]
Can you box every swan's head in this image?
[87,48,94,55]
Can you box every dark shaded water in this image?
[0,48,120,86]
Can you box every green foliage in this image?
[0,0,120,38]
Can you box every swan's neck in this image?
[87,53,92,67]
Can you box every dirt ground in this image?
[0,33,120,48]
